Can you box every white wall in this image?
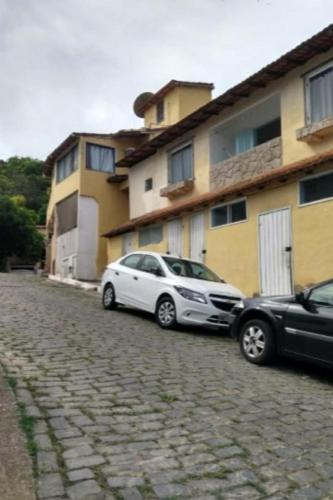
[76,196,98,280]
[129,151,169,219]
[55,227,78,278]
[55,196,98,280]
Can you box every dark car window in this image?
[139,255,163,275]
[309,282,333,306]
[119,254,143,269]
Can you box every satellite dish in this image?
[133,92,154,117]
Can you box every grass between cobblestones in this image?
[1,364,38,476]
[17,402,38,463]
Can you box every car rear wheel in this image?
[156,296,177,329]
[240,319,275,365]
[102,283,117,310]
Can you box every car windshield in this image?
[162,256,221,282]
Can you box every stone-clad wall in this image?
[210,137,281,190]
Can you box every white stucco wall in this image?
[76,196,98,280]
[55,196,98,280]
[55,227,79,277]
[129,151,169,219]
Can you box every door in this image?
[135,255,164,311]
[122,232,134,256]
[168,219,183,257]
[114,253,143,305]
[190,213,205,262]
[283,281,333,364]
[259,208,293,296]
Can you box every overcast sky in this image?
[0,0,331,161]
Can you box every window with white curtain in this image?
[56,146,78,183]
[168,143,193,184]
[306,62,333,123]
[86,143,115,173]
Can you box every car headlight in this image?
[174,286,207,304]
[234,299,245,310]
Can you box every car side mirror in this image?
[152,267,164,277]
[296,290,311,304]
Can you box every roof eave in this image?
[116,23,333,169]
[104,149,333,238]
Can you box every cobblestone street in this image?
[1,273,333,499]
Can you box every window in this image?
[56,192,78,235]
[235,119,281,155]
[210,96,281,164]
[306,63,333,123]
[169,144,193,184]
[86,143,115,173]
[120,254,142,269]
[138,225,163,247]
[145,178,153,191]
[211,200,247,227]
[156,100,164,123]
[299,171,333,205]
[235,129,255,155]
[309,282,333,306]
[56,146,78,183]
[163,257,221,282]
[139,255,163,275]
[256,119,281,146]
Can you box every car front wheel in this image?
[102,283,117,310]
[156,296,177,329]
[240,319,275,365]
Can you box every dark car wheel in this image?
[240,319,275,365]
[102,283,117,310]
[156,296,177,329]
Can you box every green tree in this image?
[0,195,44,271]
[0,157,50,224]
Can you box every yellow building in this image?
[45,82,213,280]
[104,24,333,296]
[44,131,148,279]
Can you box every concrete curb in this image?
[48,274,101,293]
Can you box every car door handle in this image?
[115,271,119,276]
[133,276,138,280]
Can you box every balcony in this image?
[296,115,333,143]
[160,178,194,198]
[210,137,281,190]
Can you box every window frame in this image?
[56,145,78,184]
[304,59,333,125]
[156,100,165,123]
[119,253,144,270]
[308,281,333,307]
[138,255,164,276]
[138,224,163,248]
[85,142,116,173]
[144,177,153,192]
[210,198,247,229]
[168,141,194,185]
[298,169,333,207]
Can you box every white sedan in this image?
[101,252,244,329]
